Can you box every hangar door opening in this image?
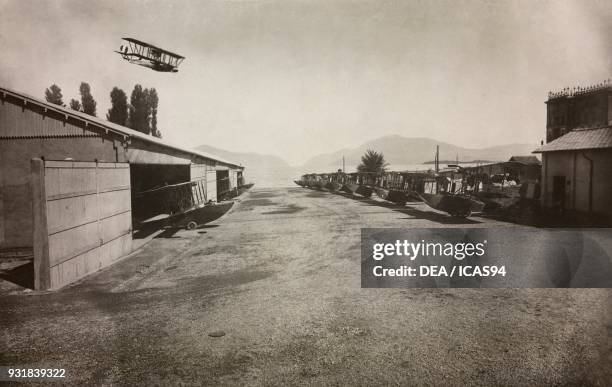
[130,164,190,225]
[216,170,230,200]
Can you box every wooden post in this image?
[31,158,50,290]
[542,154,548,208]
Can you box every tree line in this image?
[44,83,161,138]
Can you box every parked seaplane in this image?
[135,181,233,230]
[116,37,185,73]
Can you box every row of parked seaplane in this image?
[294,148,541,218]
[295,169,484,218]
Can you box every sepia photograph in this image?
[1,0,611,385]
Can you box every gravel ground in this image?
[1,187,611,385]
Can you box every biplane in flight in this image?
[116,37,185,73]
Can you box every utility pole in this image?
[435,145,440,194]
[342,156,345,173]
[435,145,439,174]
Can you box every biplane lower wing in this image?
[115,51,178,72]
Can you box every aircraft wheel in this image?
[186,221,198,230]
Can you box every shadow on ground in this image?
[330,191,482,225]
[0,261,33,289]
[262,204,306,215]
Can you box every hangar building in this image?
[535,81,612,221]
[0,86,244,290]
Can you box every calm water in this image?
[247,162,492,188]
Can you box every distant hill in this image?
[194,144,295,187]
[195,136,540,187]
[423,159,494,165]
[299,135,539,173]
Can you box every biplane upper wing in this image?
[122,37,185,59]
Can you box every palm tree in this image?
[357,149,388,173]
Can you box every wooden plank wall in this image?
[0,157,4,245]
[43,160,132,289]
[230,170,238,189]
[31,159,49,290]
[190,164,208,204]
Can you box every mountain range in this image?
[194,144,295,187]
[299,135,539,173]
[196,136,540,187]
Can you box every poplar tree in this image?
[148,88,160,137]
[128,84,150,134]
[106,87,129,126]
[69,99,82,111]
[44,84,64,106]
[79,82,97,116]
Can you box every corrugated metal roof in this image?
[508,155,541,165]
[1,98,100,138]
[0,86,243,168]
[533,127,612,153]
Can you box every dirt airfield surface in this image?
[1,187,612,385]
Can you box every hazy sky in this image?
[1,0,611,165]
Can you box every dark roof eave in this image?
[533,146,611,153]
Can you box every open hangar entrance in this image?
[129,163,191,225]
[216,169,230,200]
